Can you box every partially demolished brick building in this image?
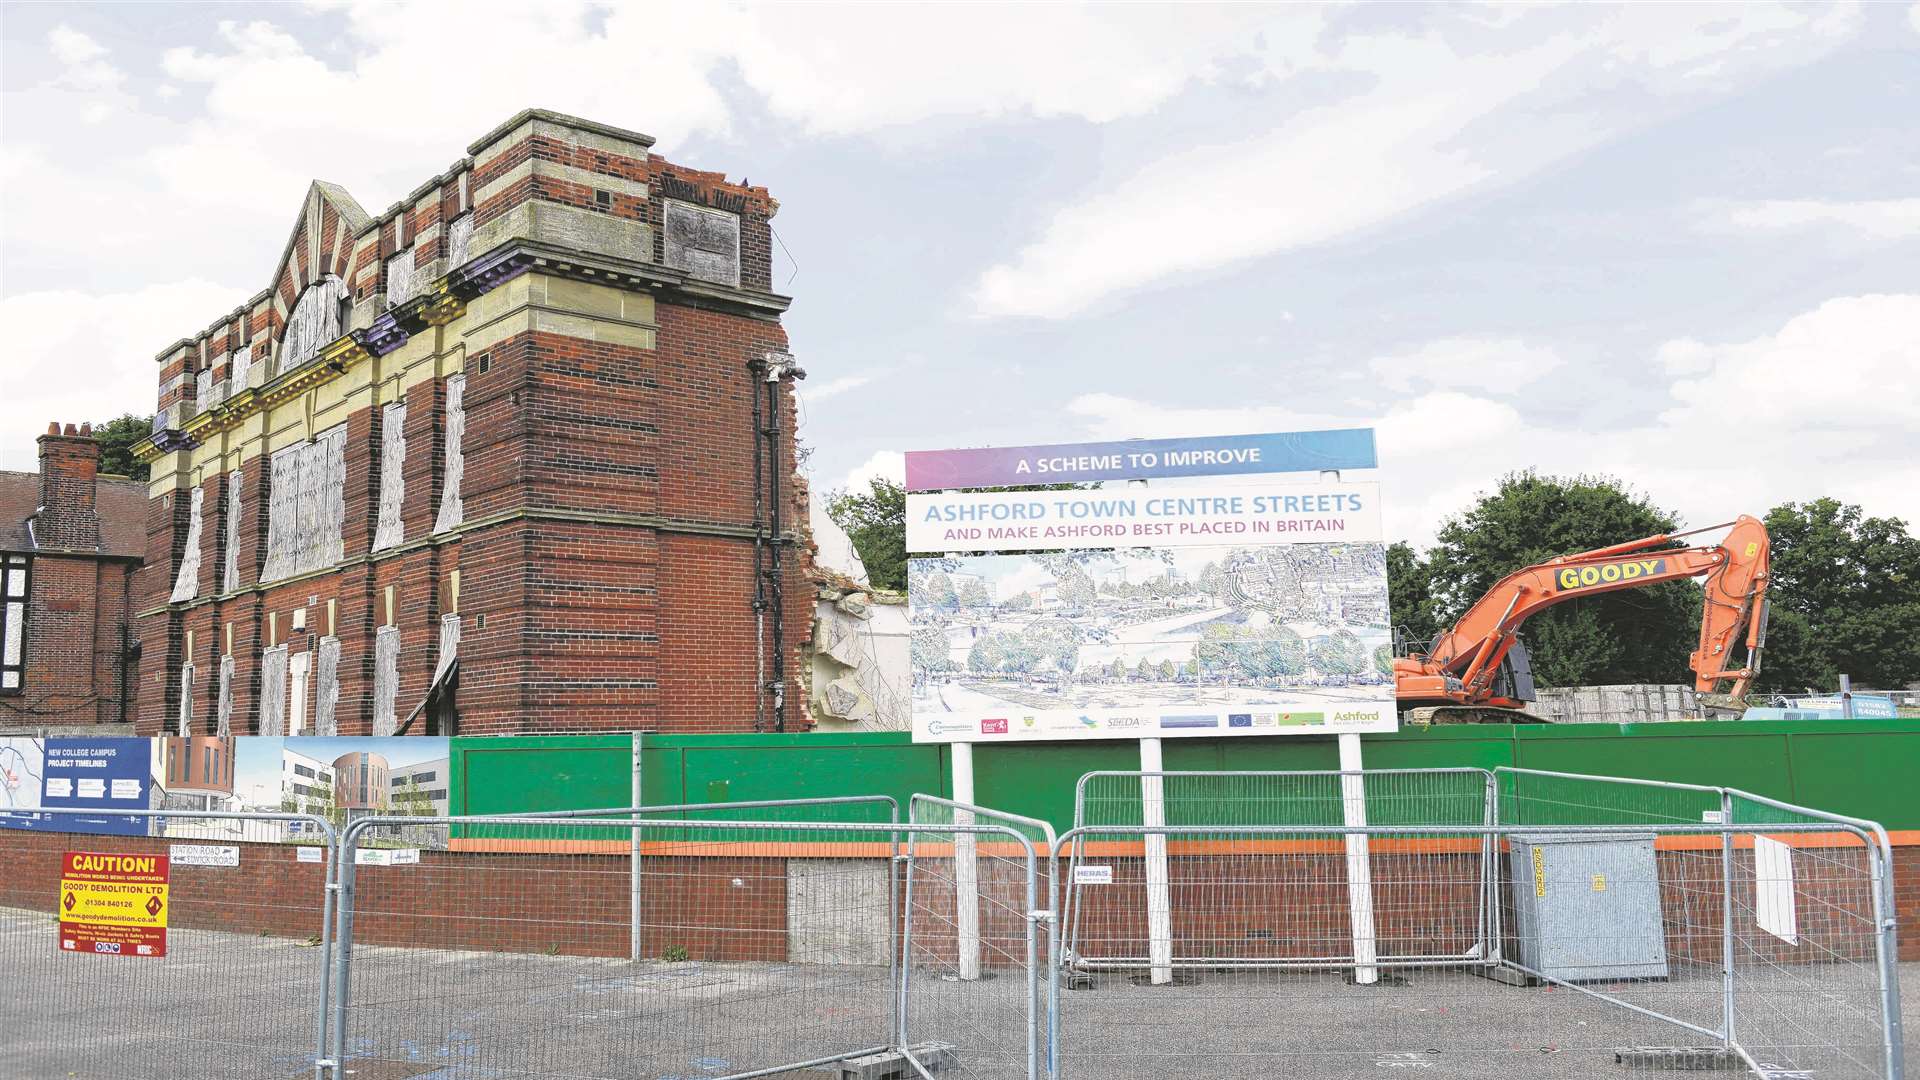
[133,110,812,737]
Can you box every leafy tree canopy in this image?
[92,413,153,480]
[826,477,907,592]
[1756,499,1920,692]
[1394,472,1698,688]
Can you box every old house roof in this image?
[0,470,146,558]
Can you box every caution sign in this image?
[59,851,168,958]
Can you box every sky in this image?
[1,2,1915,547]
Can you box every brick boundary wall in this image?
[4,831,1913,966]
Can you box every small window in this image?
[1,553,28,692]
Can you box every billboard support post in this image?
[951,741,981,980]
[1140,737,1174,985]
[1339,732,1379,985]
[629,733,643,962]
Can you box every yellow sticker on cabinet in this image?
[1532,847,1546,897]
[1591,873,1607,892]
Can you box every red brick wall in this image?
[0,554,136,727]
[4,831,1913,966]
[137,303,812,736]
[0,830,789,961]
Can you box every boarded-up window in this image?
[170,487,205,603]
[313,636,342,736]
[372,402,407,552]
[215,654,235,738]
[447,213,474,269]
[434,375,466,533]
[259,643,290,737]
[280,275,348,375]
[177,663,195,737]
[222,471,244,593]
[261,426,347,582]
[372,625,400,736]
[229,344,253,391]
[386,248,418,308]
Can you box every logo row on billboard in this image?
[924,710,1344,737]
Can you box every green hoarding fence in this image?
[449,718,1920,836]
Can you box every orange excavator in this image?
[1393,516,1771,723]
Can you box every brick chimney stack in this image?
[35,421,102,550]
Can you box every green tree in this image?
[1372,643,1395,677]
[1135,657,1154,680]
[957,576,993,609]
[1054,564,1097,610]
[967,633,1005,675]
[92,413,153,480]
[918,570,959,611]
[1311,630,1368,676]
[1024,617,1084,678]
[1422,472,1697,688]
[1000,635,1042,676]
[1386,542,1442,652]
[1757,500,1920,692]
[1107,658,1127,680]
[1157,659,1176,681]
[1000,592,1033,612]
[826,477,907,591]
[1258,627,1307,679]
[910,625,951,677]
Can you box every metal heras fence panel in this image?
[1065,769,1498,976]
[0,807,338,1080]
[328,799,1048,1080]
[1050,817,1903,1080]
[904,795,1058,1080]
[1496,767,1905,1080]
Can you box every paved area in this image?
[2,906,1912,1079]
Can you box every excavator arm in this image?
[1394,515,1770,714]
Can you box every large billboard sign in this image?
[904,429,1376,490]
[0,738,156,835]
[907,432,1394,744]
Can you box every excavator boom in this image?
[1394,515,1771,715]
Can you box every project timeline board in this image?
[905,429,1395,743]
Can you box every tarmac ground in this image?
[2,907,1912,1080]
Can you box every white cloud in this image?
[0,280,245,469]
[972,6,1864,318]
[48,25,109,66]
[1066,293,1920,545]
[1367,337,1560,393]
[840,450,906,495]
[800,375,873,403]
[728,6,1294,133]
[1660,293,1920,429]
[1700,198,1920,241]
[45,24,124,122]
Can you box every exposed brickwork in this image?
[135,110,810,738]
[6,833,1907,966]
[1,426,143,729]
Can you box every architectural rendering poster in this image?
[906,471,1396,743]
